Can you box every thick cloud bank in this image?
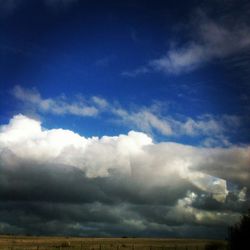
[0,115,249,238]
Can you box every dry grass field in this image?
[0,236,228,250]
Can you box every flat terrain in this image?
[0,236,227,250]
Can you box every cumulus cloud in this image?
[0,114,249,237]
[123,11,250,75]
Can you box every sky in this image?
[0,0,250,239]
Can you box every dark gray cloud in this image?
[0,147,196,206]
[0,115,249,238]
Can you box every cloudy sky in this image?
[0,0,250,239]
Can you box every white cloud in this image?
[121,66,150,77]
[238,187,247,202]
[113,108,173,136]
[167,191,241,226]
[123,13,250,75]
[92,96,109,109]
[13,85,100,117]
[12,86,241,145]
[150,43,207,74]
[113,106,239,145]
[1,114,249,198]
[0,114,153,177]
[151,17,250,74]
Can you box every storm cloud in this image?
[0,115,249,238]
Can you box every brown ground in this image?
[0,235,227,250]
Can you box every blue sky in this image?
[0,0,250,238]
[1,0,250,146]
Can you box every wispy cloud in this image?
[123,12,250,76]
[112,107,173,136]
[113,106,240,146]
[12,86,241,145]
[12,85,102,117]
[121,66,150,77]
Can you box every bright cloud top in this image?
[1,114,248,191]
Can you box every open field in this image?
[0,236,228,250]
